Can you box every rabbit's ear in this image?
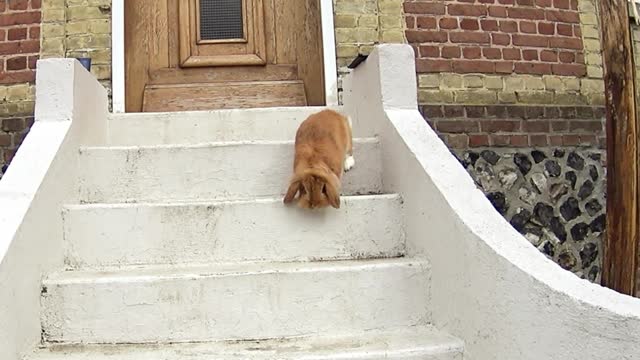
[324,176,341,209]
[283,180,301,204]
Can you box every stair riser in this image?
[63,196,405,268]
[108,107,347,146]
[349,353,462,360]
[393,354,463,360]
[78,140,382,203]
[29,351,462,360]
[30,326,464,360]
[42,263,431,343]
[142,81,308,112]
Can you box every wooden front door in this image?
[125,0,325,112]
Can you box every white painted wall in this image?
[0,59,109,360]
[343,44,640,360]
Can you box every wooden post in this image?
[598,0,639,296]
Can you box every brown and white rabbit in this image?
[283,109,354,209]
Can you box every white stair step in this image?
[42,258,431,344]
[78,138,382,203]
[108,106,350,146]
[31,326,463,360]
[63,194,405,269]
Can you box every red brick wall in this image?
[0,0,41,178]
[405,0,586,77]
[0,0,41,84]
[423,104,605,148]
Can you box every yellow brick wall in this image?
[334,0,405,65]
[333,0,406,101]
[0,84,35,119]
[41,0,113,105]
[578,0,604,104]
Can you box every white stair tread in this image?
[63,194,406,268]
[66,193,399,208]
[83,138,376,151]
[45,257,422,284]
[78,138,382,203]
[31,326,463,360]
[108,106,352,146]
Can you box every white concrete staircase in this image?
[29,107,464,359]
[5,45,639,360]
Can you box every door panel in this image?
[125,0,325,112]
[124,0,170,114]
[143,80,307,112]
[148,65,299,85]
[179,0,267,67]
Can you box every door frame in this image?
[111,0,338,113]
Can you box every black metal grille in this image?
[199,0,244,40]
